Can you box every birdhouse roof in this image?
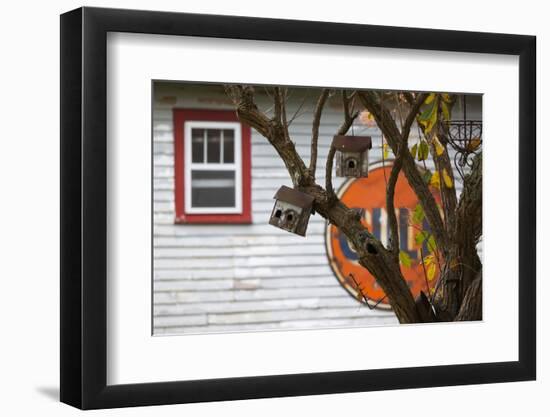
[332,135,372,152]
[273,185,315,208]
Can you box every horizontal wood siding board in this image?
[154,265,335,280]
[153,296,390,315]
[154,316,398,335]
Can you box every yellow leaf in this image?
[423,254,434,267]
[418,100,438,133]
[442,168,453,188]
[424,93,436,105]
[430,171,440,189]
[427,263,437,281]
[433,136,445,156]
[359,111,377,127]
[383,142,390,159]
[467,137,481,151]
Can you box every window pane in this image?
[191,170,236,208]
[223,129,235,163]
[191,129,204,163]
[206,129,221,163]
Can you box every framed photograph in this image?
[60,6,536,409]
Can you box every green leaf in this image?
[427,235,437,253]
[399,251,412,268]
[415,230,429,246]
[412,204,425,224]
[426,106,438,133]
[418,140,430,161]
[419,100,436,121]
[422,170,433,184]
[410,143,418,159]
[418,98,439,133]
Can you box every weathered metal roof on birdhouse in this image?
[273,185,315,208]
[332,135,372,152]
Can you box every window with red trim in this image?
[174,109,252,224]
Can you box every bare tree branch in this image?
[287,90,310,125]
[274,87,291,143]
[325,91,359,200]
[309,89,330,177]
[228,85,420,323]
[325,146,338,201]
[402,92,428,140]
[227,85,309,186]
[386,156,403,258]
[358,91,449,254]
[457,152,482,243]
[404,93,458,234]
[433,152,482,319]
[273,87,282,121]
[226,85,485,324]
[385,94,426,258]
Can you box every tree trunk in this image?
[455,274,482,321]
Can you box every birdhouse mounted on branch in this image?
[269,186,315,236]
[333,135,372,178]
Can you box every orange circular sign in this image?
[325,162,439,309]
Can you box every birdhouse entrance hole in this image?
[269,185,315,237]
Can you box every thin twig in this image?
[349,273,388,310]
[309,89,330,177]
[326,91,359,198]
[287,90,310,125]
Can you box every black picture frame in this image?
[60,6,536,410]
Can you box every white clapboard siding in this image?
[154,265,334,280]
[154,234,326,248]
[153,295,381,316]
[154,243,325,258]
[154,316,398,335]
[152,83,481,335]
[154,286,348,304]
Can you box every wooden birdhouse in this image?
[269,185,315,236]
[333,135,372,178]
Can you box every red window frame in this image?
[173,109,252,224]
